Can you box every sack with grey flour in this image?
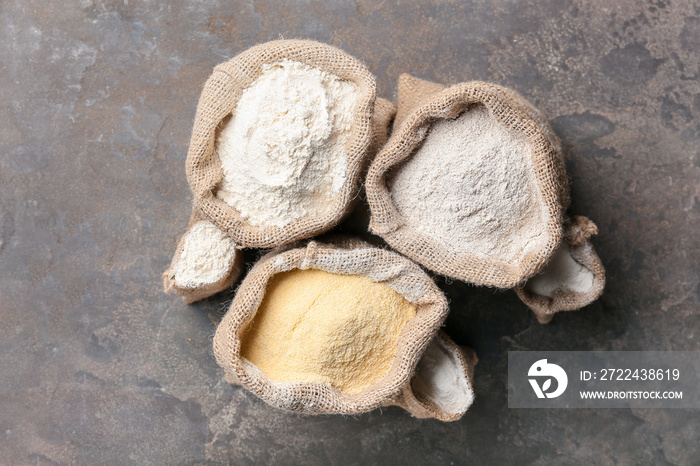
[185,39,395,249]
[212,238,476,420]
[366,74,571,290]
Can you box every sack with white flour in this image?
[388,331,476,422]
[186,39,395,248]
[163,210,244,303]
[515,216,605,323]
[212,238,475,418]
[366,74,570,289]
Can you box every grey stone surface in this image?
[1,0,699,464]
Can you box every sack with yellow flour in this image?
[366,74,570,289]
[213,238,476,419]
[186,39,395,249]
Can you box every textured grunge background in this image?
[1,1,699,464]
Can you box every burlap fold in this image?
[366,74,570,288]
[213,237,450,415]
[186,39,395,248]
[163,209,244,304]
[515,216,606,324]
[387,331,477,422]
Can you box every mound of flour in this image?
[388,105,543,261]
[173,222,237,288]
[216,59,360,228]
[240,268,416,395]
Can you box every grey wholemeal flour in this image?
[366,74,570,288]
[388,105,543,261]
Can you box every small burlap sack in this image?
[366,74,570,288]
[186,39,395,249]
[515,216,606,324]
[387,331,477,422]
[213,237,450,415]
[163,209,244,304]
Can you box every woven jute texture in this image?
[213,237,450,415]
[163,209,244,304]
[366,74,570,288]
[387,331,477,422]
[515,216,606,324]
[186,39,395,249]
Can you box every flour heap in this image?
[172,222,238,288]
[388,105,544,261]
[240,268,417,395]
[216,59,360,228]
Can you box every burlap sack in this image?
[163,209,244,304]
[515,216,606,324]
[213,237,450,415]
[366,74,570,288]
[186,39,395,249]
[387,331,477,422]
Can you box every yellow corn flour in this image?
[240,269,417,395]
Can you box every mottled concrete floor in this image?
[1,1,699,464]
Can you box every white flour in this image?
[388,105,543,261]
[525,243,595,297]
[216,59,360,228]
[174,222,237,288]
[412,338,473,415]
